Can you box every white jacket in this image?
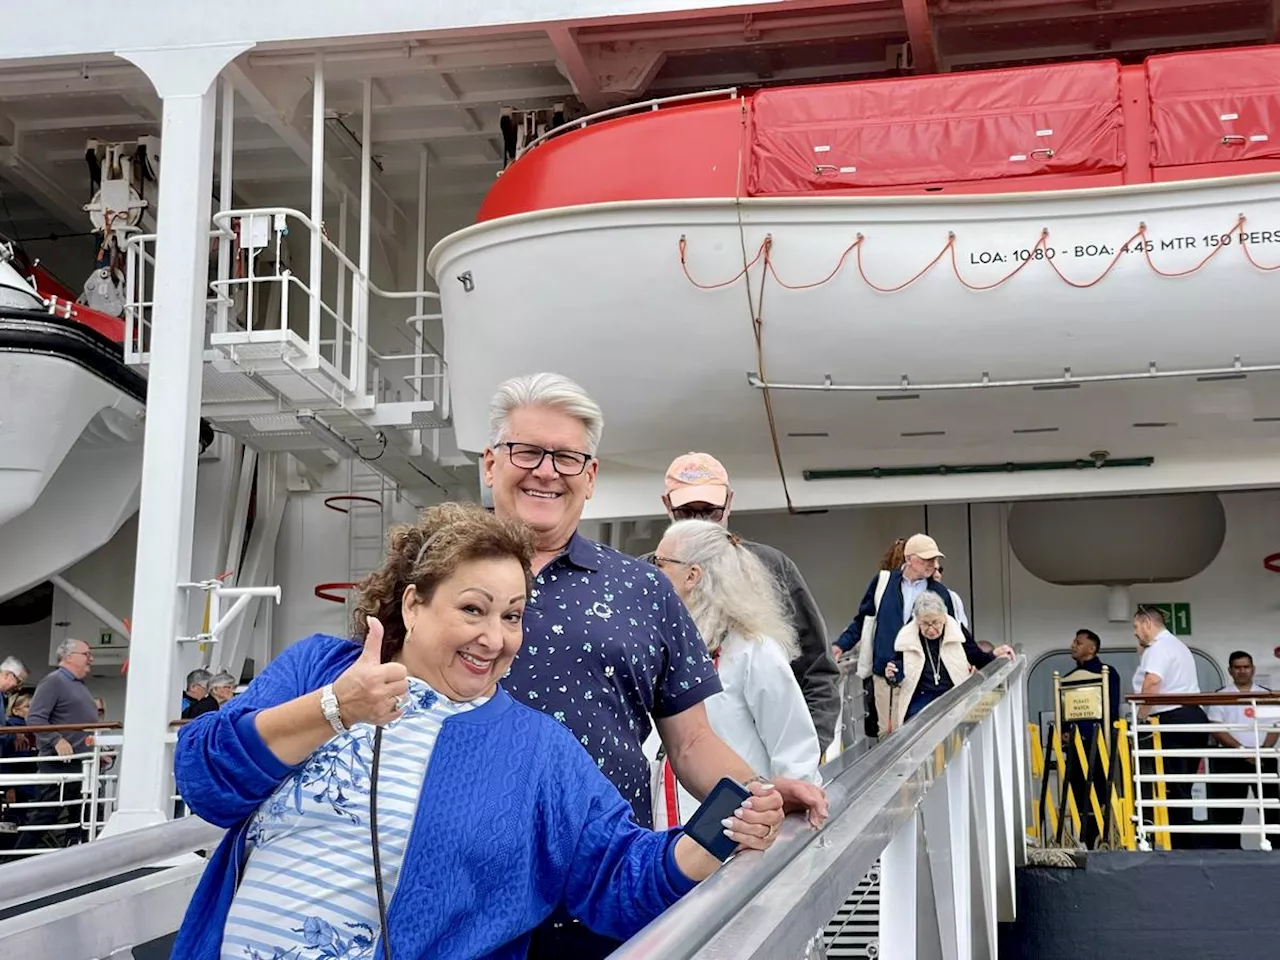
[675,630,822,822]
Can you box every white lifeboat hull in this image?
[430,175,1280,515]
[0,312,146,601]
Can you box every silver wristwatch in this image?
[320,683,346,735]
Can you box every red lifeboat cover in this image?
[747,61,1124,194]
[1147,47,1280,167]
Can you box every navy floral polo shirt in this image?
[502,532,721,827]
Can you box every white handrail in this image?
[210,208,440,302]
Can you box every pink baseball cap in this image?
[664,453,731,508]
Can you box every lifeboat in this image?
[430,46,1280,514]
[0,253,211,600]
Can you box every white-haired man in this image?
[182,671,236,719]
[181,668,212,717]
[0,656,27,716]
[642,452,841,751]
[484,372,827,960]
[16,638,98,848]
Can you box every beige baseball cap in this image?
[904,533,944,560]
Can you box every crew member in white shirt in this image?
[1132,605,1205,849]
[654,520,822,823]
[1205,650,1279,848]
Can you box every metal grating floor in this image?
[823,862,881,959]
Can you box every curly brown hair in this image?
[351,502,535,662]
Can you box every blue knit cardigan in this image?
[171,634,695,959]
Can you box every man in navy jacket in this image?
[835,534,968,737]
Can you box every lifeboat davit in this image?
[0,254,210,600]
[431,46,1280,514]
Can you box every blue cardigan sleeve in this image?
[545,728,696,940]
[174,634,356,827]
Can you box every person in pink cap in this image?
[649,453,841,752]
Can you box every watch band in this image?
[320,683,347,735]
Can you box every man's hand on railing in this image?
[770,777,829,828]
[53,738,73,758]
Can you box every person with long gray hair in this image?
[654,520,822,822]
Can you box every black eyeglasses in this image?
[671,505,726,522]
[500,442,593,477]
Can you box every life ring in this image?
[315,582,357,603]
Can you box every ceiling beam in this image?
[0,112,15,147]
[944,26,1264,68]
[247,37,558,78]
[936,0,1250,30]
[18,113,153,133]
[547,26,610,111]
[0,145,88,229]
[647,55,899,94]
[433,72,463,102]
[340,83,575,114]
[902,0,941,74]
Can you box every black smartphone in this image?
[682,776,752,861]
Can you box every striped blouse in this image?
[220,678,485,960]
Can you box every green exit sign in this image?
[1148,602,1192,636]
[99,629,113,646]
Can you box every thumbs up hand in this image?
[331,618,411,727]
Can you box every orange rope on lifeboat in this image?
[679,214,1270,292]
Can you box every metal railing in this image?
[614,656,1028,959]
[0,658,1026,959]
[1128,691,1280,851]
[1,723,123,857]
[124,207,447,419]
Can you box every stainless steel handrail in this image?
[609,655,1024,959]
[516,87,739,158]
[0,815,224,910]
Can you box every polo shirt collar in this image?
[551,530,601,573]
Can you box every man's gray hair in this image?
[55,638,86,662]
[208,671,236,689]
[185,668,213,690]
[0,656,27,680]
[488,373,605,455]
[912,591,948,620]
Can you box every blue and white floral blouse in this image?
[220,677,485,960]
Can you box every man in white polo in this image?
[1205,650,1278,847]
[1132,604,1204,848]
